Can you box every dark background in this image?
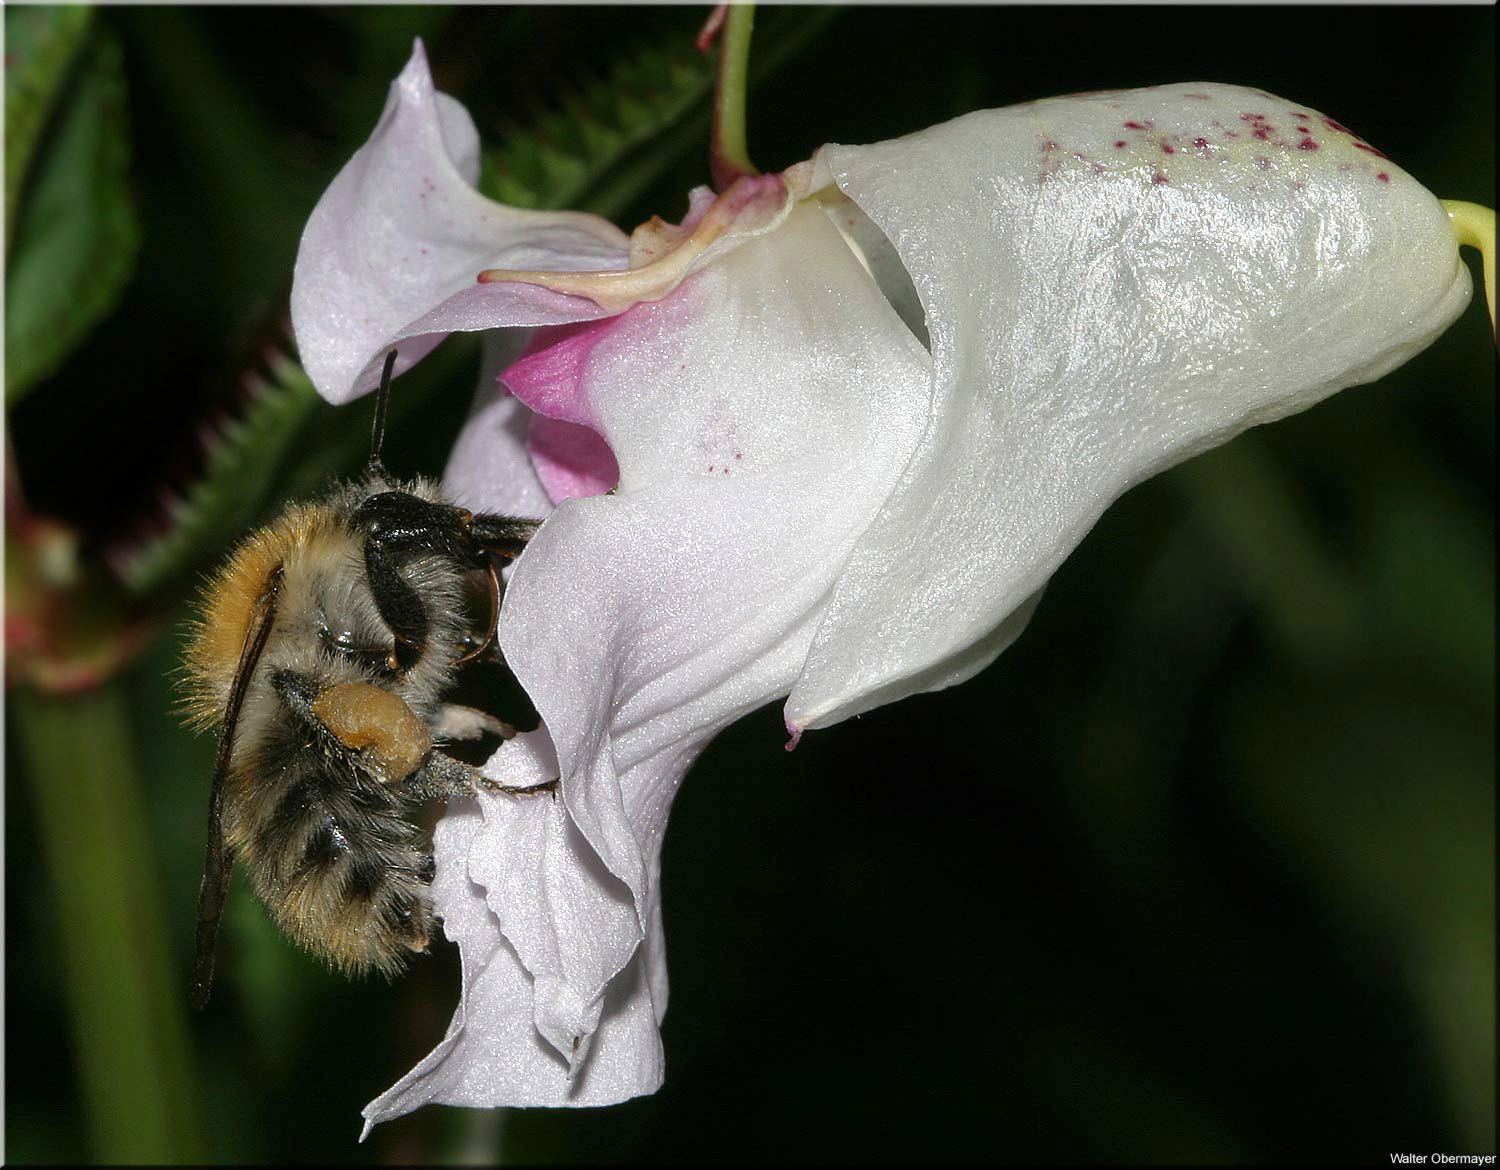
[5,5,1494,1163]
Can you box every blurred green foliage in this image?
[5,7,137,402]
[4,5,1493,1164]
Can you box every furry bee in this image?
[182,352,553,1009]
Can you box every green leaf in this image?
[3,3,92,241]
[112,347,321,596]
[480,39,715,215]
[124,8,321,312]
[5,27,139,404]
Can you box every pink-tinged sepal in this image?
[500,318,625,502]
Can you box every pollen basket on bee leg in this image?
[311,682,433,784]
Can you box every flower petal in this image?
[467,732,642,1070]
[491,321,624,502]
[787,82,1472,729]
[359,735,663,1135]
[290,40,630,404]
[432,200,931,1098]
[442,332,555,520]
[527,415,621,503]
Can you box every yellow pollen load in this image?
[310,682,432,784]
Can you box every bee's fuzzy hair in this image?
[181,469,493,978]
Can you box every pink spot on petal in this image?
[1161,144,1175,154]
[1123,121,1147,130]
[1323,117,1352,134]
[1298,139,1319,151]
[1115,140,1127,149]
[1353,142,1389,159]
[1193,137,1210,149]
[1377,172,1390,182]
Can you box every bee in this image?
[181,352,554,1009]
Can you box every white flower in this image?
[289,43,1470,1134]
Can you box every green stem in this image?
[710,4,758,191]
[14,681,205,1162]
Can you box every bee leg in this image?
[276,672,435,788]
[482,775,561,799]
[430,704,516,744]
[402,749,559,802]
[464,512,540,561]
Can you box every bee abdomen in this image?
[246,775,435,977]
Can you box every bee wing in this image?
[190,568,282,1010]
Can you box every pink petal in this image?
[528,416,620,502]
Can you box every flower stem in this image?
[1441,199,1496,338]
[13,681,205,1161]
[709,4,758,192]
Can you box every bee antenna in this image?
[369,350,397,470]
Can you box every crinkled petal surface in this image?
[786,82,1472,729]
[291,41,630,404]
[382,201,930,1116]
[360,733,662,1135]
